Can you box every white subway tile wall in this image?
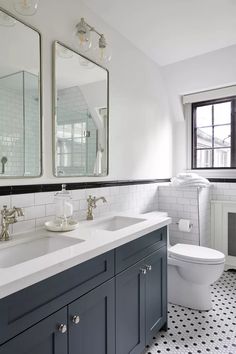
[211,182,236,202]
[0,72,40,177]
[1,183,159,236]
[158,186,199,246]
[198,187,211,247]
[0,181,233,239]
[57,87,97,176]
[158,185,211,246]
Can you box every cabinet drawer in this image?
[0,250,114,345]
[115,227,167,273]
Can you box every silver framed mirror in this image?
[0,7,42,178]
[53,41,109,177]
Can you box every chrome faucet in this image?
[86,195,107,220]
[0,205,24,241]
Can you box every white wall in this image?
[162,44,236,176]
[0,0,173,185]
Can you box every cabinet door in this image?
[0,308,67,354]
[68,278,115,354]
[145,247,167,345]
[116,259,146,354]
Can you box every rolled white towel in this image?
[177,173,199,179]
[171,173,210,187]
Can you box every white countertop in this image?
[0,211,171,299]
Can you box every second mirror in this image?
[53,42,109,177]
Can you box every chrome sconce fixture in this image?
[13,0,40,16]
[74,17,112,64]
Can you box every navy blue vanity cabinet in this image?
[0,250,114,346]
[115,227,167,273]
[0,226,168,354]
[68,278,115,354]
[115,227,168,354]
[0,308,67,354]
[145,247,167,345]
[116,259,146,354]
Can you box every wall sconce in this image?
[74,17,112,64]
[13,0,40,16]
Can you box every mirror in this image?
[53,42,109,177]
[0,8,42,177]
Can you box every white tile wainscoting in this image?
[158,185,211,247]
[211,182,236,202]
[1,181,236,242]
[0,183,159,236]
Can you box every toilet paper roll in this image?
[178,219,192,232]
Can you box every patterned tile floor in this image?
[145,271,236,354]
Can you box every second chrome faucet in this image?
[86,195,107,220]
[0,205,24,241]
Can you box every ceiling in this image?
[85,0,236,66]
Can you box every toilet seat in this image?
[169,244,225,265]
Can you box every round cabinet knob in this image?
[145,265,152,271]
[58,324,67,333]
[140,267,147,275]
[72,315,80,324]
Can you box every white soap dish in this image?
[45,219,79,232]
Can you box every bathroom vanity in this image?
[0,213,170,354]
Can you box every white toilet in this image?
[168,242,225,311]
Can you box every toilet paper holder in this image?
[176,221,193,227]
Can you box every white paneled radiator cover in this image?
[211,200,236,269]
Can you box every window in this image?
[57,122,87,170]
[192,97,236,169]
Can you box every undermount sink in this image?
[89,216,147,232]
[0,235,84,268]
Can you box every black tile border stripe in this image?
[0,179,171,196]
[208,178,236,183]
[1,177,235,196]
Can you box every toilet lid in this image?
[169,244,225,264]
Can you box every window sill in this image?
[186,169,236,179]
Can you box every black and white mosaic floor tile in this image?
[145,271,236,354]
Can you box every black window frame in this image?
[191,96,236,170]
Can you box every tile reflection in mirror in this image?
[53,41,109,177]
[0,8,42,177]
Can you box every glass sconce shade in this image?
[74,18,112,64]
[94,43,112,64]
[74,19,92,53]
[13,0,39,16]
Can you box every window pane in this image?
[214,125,231,148]
[74,123,84,138]
[214,148,230,168]
[64,125,72,138]
[196,105,212,127]
[58,153,72,167]
[214,102,231,125]
[196,149,212,168]
[196,127,212,148]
